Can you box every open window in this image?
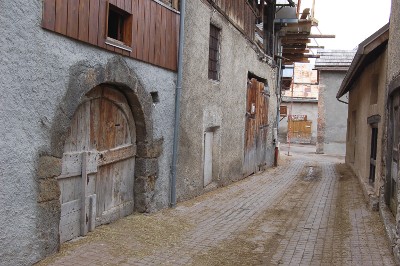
[106,3,132,51]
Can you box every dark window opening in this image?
[369,126,378,184]
[107,4,132,47]
[209,24,221,81]
[150,92,160,103]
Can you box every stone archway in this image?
[36,57,163,250]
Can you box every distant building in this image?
[314,50,356,155]
[280,64,319,144]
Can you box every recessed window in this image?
[150,92,160,103]
[106,4,132,49]
[208,24,221,81]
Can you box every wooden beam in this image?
[283,48,310,54]
[281,39,311,44]
[285,54,320,59]
[285,58,310,64]
[283,34,336,39]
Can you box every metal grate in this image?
[208,24,220,80]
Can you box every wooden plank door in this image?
[244,78,269,177]
[287,119,312,144]
[386,91,400,214]
[58,86,136,243]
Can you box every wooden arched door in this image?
[58,86,136,243]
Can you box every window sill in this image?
[105,38,132,52]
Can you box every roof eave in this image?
[336,23,390,98]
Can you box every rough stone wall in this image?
[0,1,176,264]
[385,0,400,262]
[279,102,318,144]
[346,50,387,201]
[316,71,348,155]
[177,0,277,201]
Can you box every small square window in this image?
[106,4,132,49]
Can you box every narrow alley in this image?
[36,145,395,266]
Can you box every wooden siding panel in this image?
[136,0,145,61]
[42,0,179,71]
[78,0,90,42]
[160,7,167,68]
[143,0,151,62]
[55,0,67,35]
[148,1,157,65]
[154,4,162,66]
[42,0,56,31]
[97,0,107,48]
[131,0,139,58]
[165,10,173,70]
[67,0,79,39]
[89,0,100,46]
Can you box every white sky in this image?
[300,0,392,50]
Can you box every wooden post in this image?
[80,152,89,236]
[311,0,316,20]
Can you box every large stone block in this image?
[136,139,163,158]
[135,158,159,177]
[37,178,60,203]
[37,156,62,179]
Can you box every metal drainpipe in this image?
[274,44,283,166]
[170,0,186,208]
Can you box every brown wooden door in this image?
[244,78,269,177]
[386,91,400,214]
[58,86,136,243]
[287,118,312,144]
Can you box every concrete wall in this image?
[279,101,318,144]
[0,1,176,264]
[176,0,277,201]
[317,71,348,155]
[346,49,387,198]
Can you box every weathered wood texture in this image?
[243,78,269,177]
[210,0,256,42]
[42,0,179,71]
[59,86,136,243]
[287,119,312,144]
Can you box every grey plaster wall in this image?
[279,102,318,144]
[317,71,348,155]
[0,1,176,264]
[176,0,278,201]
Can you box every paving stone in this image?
[37,146,396,266]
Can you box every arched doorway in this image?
[58,85,136,243]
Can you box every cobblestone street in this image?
[37,145,396,266]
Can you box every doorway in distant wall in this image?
[243,75,269,177]
[203,127,220,187]
[386,90,400,215]
[287,115,312,144]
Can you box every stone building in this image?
[279,64,319,144]
[0,0,282,264]
[314,50,356,155]
[380,0,400,261]
[337,24,389,209]
[176,0,278,200]
[0,0,181,264]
